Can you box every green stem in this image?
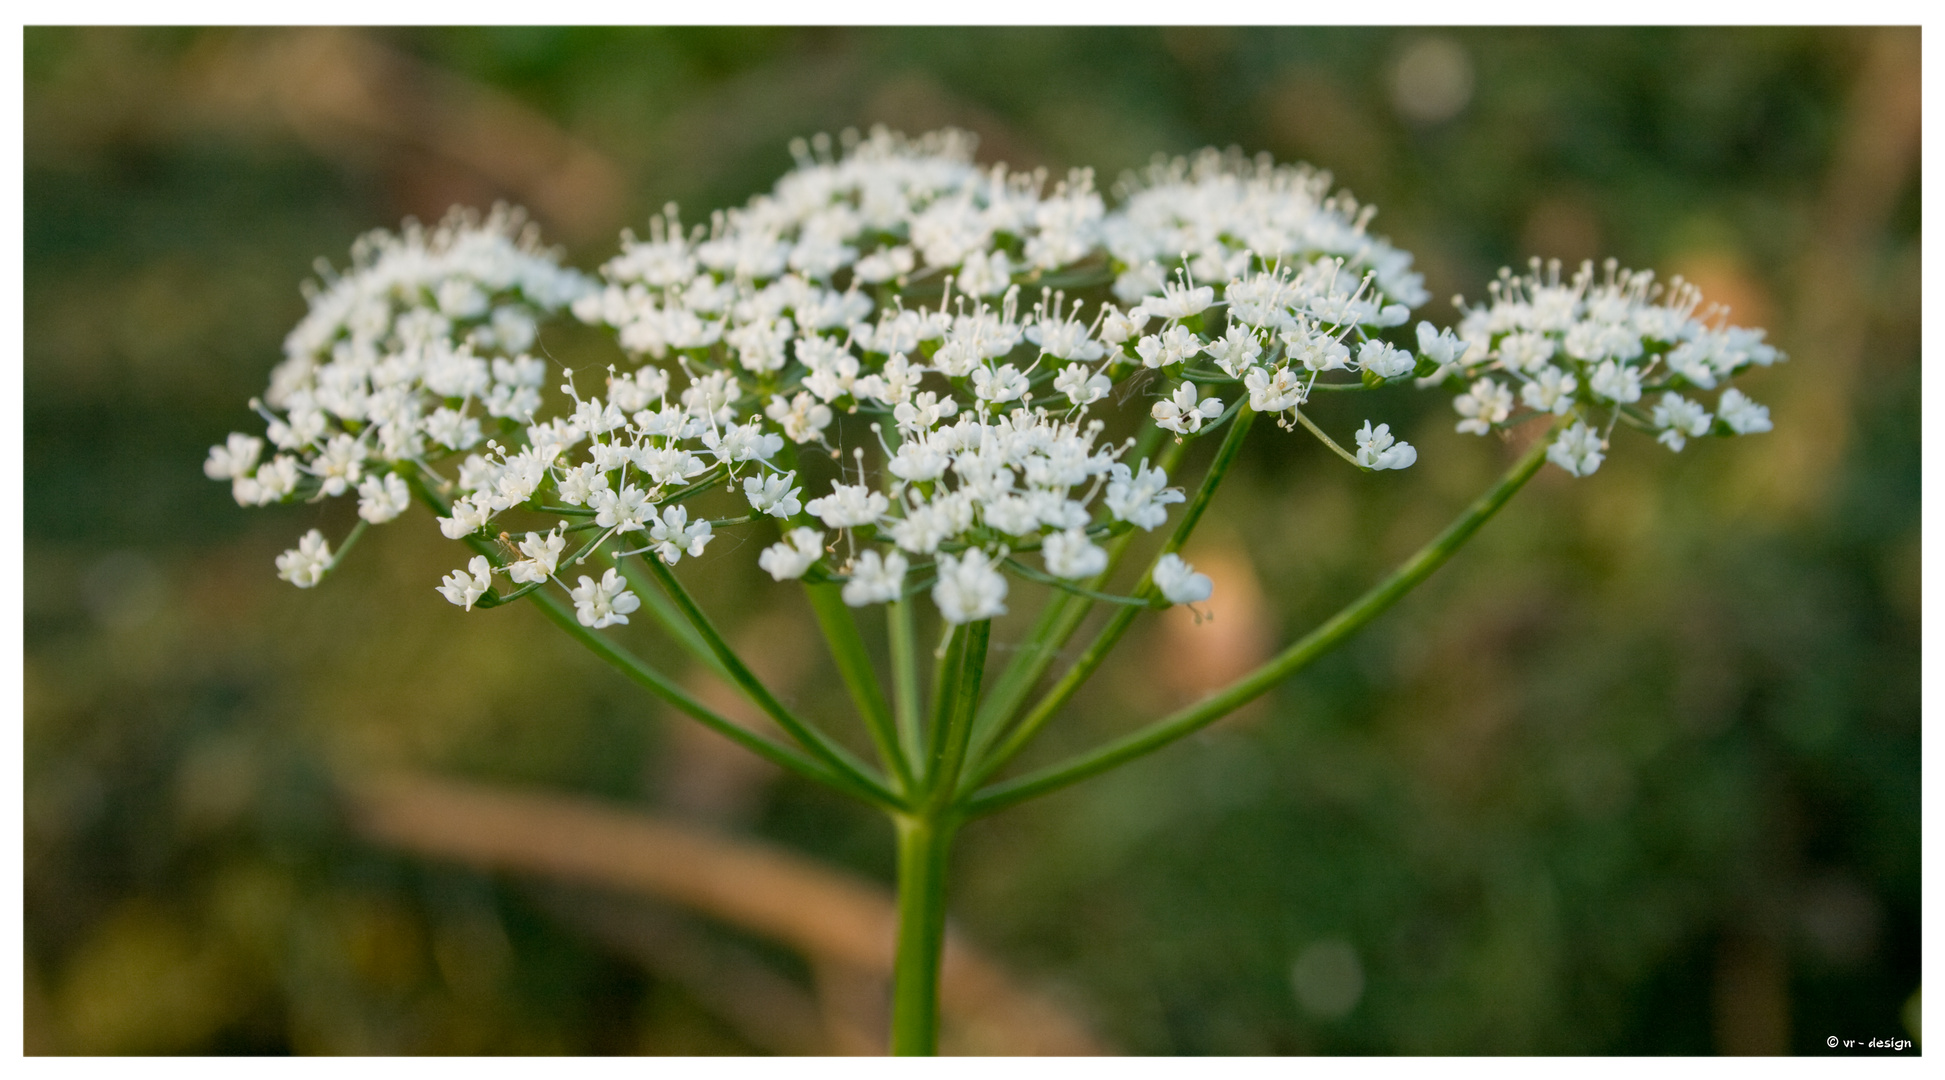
[962,429,1189,765]
[638,553,902,808]
[961,406,1258,795]
[967,591,1076,748]
[928,620,990,811]
[804,582,913,795]
[326,520,370,572]
[605,552,731,680]
[889,812,956,1055]
[525,589,892,807]
[963,431,1554,817]
[925,623,968,782]
[1001,557,1153,607]
[888,599,925,778]
[1293,406,1365,469]
[402,470,890,807]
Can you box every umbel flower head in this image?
[210,128,1778,628]
[1428,257,1782,476]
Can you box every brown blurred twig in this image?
[343,771,1105,1055]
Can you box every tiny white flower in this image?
[971,363,1030,405]
[570,567,640,628]
[1548,422,1606,478]
[854,352,922,406]
[954,248,1013,297]
[805,483,889,529]
[588,440,632,474]
[253,455,300,503]
[1651,392,1713,451]
[1098,306,1150,345]
[1416,321,1473,367]
[494,353,547,390]
[425,407,483,451]
[1152,381,1223,435]
[356,473,411,524]
[276,529,334,589]
[852,245,915,284]
[1024,316,1106,362]
[888,439,951,483]
[1453,377,1515,435]
[758,527,825,581]
[436,279,488,319]
[980,494,1039,536]
[1357,340,1415,380]
[1245,366,1306,414]
[1496,331,1555,373]
[1353,421,1418,471]
[1134,324,1205,370]
[555,462,609,506]
[1587,360,1643,405]
[1519,365,1579,416]
[637,444,707,487]
[842,549,908,606]
[893,390,958,434]
[491,453,547,509]
[204,433,264,480]
[310,433,366,497]
[1564,320,1641,365]
[744,471,804,518]
[702,420,783,464]
[1137,280,1215,320]
[1716,388,1773,435]
[1152,553,1213,606]
[1283,328,1351,373]
[484,381,541,421]
[1205,324,1264,378]
[1042,527,1108,580]
[1665,339,1720,389]
[650,504,714,564]
[765,391,834,443]
[933,548,1008,624]
[507,529,567,584]
[437,495,493,539]
[268,407,325,451]
[436,555,494,610]
[1104,458,1185,531]
[591,484,655,533]
[1053,364,1112,407]
[1113,261,1168,304]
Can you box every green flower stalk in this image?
[206,128,1780,1054]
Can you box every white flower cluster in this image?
[1104,146,1430,311]
[1431,259,1781,477]
[211,129,1777,630]
[200,204,597,593]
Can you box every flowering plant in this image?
[207,128,1778,1054]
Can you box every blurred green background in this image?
[23,26,1919,1055]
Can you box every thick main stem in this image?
[889,812,956,1055]
[890,616,987,1053]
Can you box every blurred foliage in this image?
[24,26,1918,1055]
